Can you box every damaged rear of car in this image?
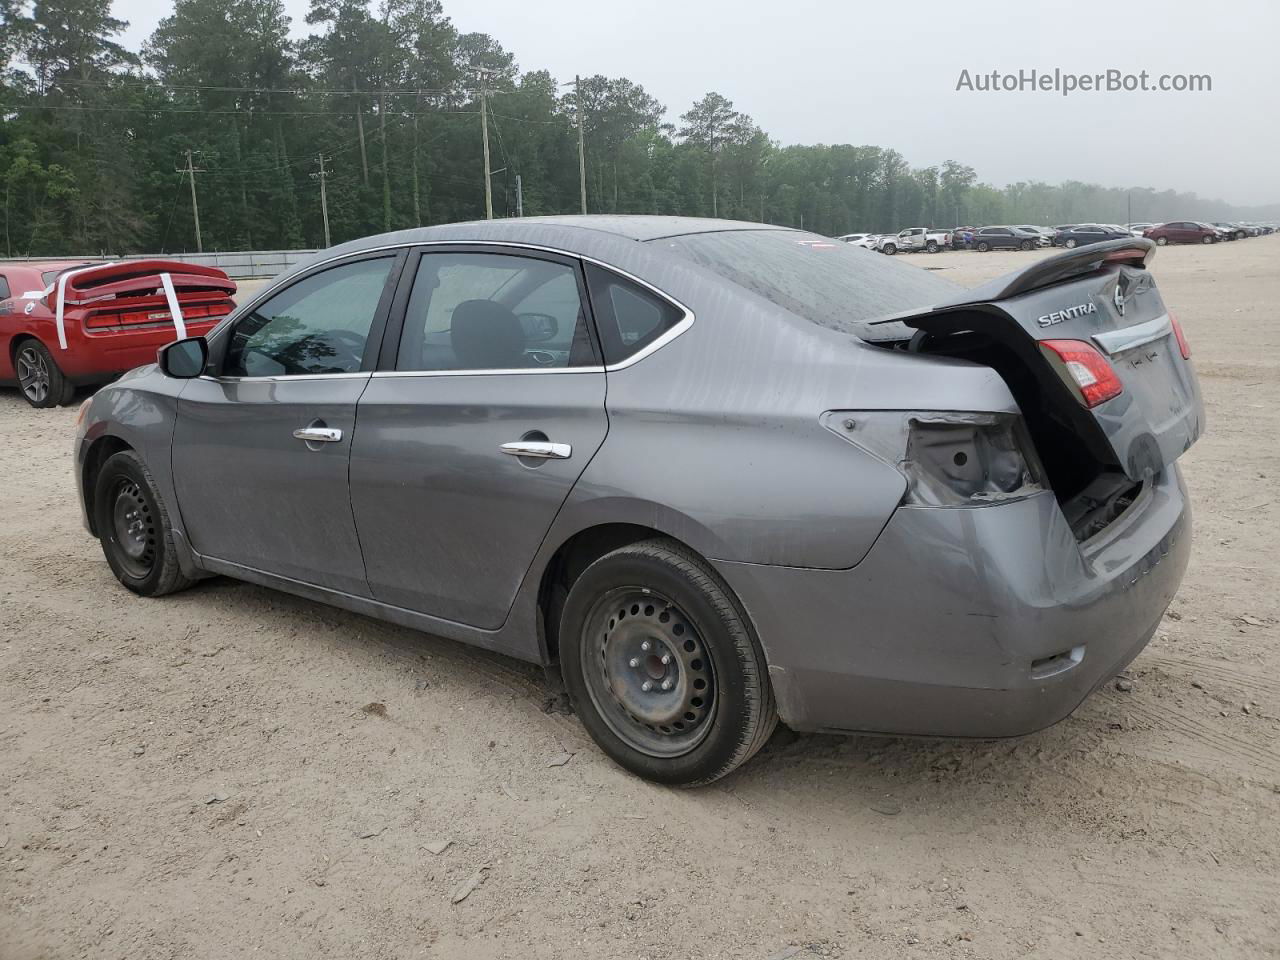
[677,232,1202,738]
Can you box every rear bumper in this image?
[713,465,1191,737]
[58,319,221,380]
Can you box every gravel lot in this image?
[2,237,1278,959]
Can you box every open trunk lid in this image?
[867,238,1204,482]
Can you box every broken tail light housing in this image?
[1039,339,1124,408]
[822,411,1045,507]
[1169,311,1192,359]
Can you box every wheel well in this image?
[537,523,685,665]
[82,435,134,536]
[8,333,39,366]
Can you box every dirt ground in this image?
[2,237,1278,960]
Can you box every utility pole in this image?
[478,70,494,219]
[515,174,524,217]
[353,78,369,186]
[575,75,587,214]
[177,149,204,253]
[311,154,332,248]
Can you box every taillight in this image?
[1169,311,1192,359]
[821,411,1045,506]
[1039,339,1124,408]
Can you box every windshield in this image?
[658,228,961,339]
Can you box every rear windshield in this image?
[41,264,95,287]
[657,229,960,339]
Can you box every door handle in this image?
[500,440,572,460]
[293,426,343,443]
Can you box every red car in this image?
[0,260,236,408]
[1143,221,1218,246]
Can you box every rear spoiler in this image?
[39,260,236,351]
[859,237,1155,342]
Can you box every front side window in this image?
[224,256,394,377]
[396,252,595,371]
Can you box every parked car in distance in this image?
[1127,223,1157,236]
[878,227,951,255]
[1053,224,1132,248]
[74,218,1202,786]
[1012,225,1054,247]
[971,225,1043,251]
[1142,221,1219,246]
[1212,222,1248,240]
[0,260,237,408]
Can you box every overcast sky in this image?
[115,0,1279,206]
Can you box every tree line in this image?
[1,0,1274,257]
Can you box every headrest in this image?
[449,299,525,370]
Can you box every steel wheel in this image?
[108,477,157,579]
[16,344,51,405]
[580,587,716,758]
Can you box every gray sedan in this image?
[74,217,1203,785]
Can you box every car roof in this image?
[393,216,790,243]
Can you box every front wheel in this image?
[14,339,76,408]
[559,539,777,786]
[1020,240,1033,251]
[882,244,897,255]
[94,450,195,597]
[1201,235,1213,244]
[1156,236,1168,246]
[976,241,990,252]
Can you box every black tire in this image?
[1020,240,1032,251]
[1064,238,1078,249]
[925,241,938,253]
[1201,235,1212,244]
[1155,236,1168,246]
[13,339,76,408]
[882,244,897,255]
[94,450,194,597]
[559,538,777,786]
[976,241,990,252]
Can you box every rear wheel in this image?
[925,240,939,253]
[1064,238,1078,249]
[14,339,75,408]
[94,450,194,597]
[560,539,777,786]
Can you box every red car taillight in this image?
[1169,311,1192,359]
[1040,339,1124,408]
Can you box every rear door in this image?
[350,246,608,629]
[172,252,403,595]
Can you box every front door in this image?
[172,253,402,595]
[350,247,608,629]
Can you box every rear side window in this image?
[0,275,10,300]
[396,252,596,371]
[584,264,685,365]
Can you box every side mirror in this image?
[158,336,209,379]
[518,313,559,343]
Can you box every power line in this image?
[51,77,457,97]
[5,103,487,118]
